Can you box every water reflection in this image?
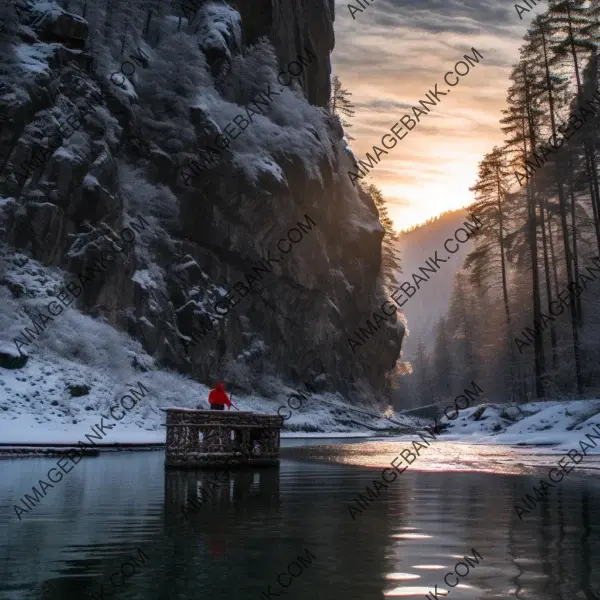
[0,441,599,600]
[164,467,281,514]
[284,439,600,474]
[164,468,281,557]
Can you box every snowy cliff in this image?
[0,0,403,432]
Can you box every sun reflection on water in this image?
[287,439,600,475]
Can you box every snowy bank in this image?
[434,400,600,455]
[0,250,419,445]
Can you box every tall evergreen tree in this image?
[549,0,600,253]
[468,147,520,395]
[432,317,453,398]
[365,184,402,290]
[525,15,582,395]
[500,57,548,398]
[329,75,355,141]
[413,338,434,407]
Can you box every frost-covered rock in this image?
[187,105,233,164]
[26,4,88,47]
[0,343,28,369]
[68,383,90,397]
[192,1,242,74]
[172,255,205,289]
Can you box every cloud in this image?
[333,0,539,228]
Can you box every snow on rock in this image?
[0,342,28,369]
[0,245,415,443]
[193,1,242,63]
[132,269,158,291]
[438,400,600,453]
[28,0,82,23]
[233,153,287,187]
[102,66,139,104]
[14,43,56,76]
[16,1,88,48]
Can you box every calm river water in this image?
[1,438,599,600]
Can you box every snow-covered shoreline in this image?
[2,392,600,458]
[2,268,600,455]
[4,236,600,461]
[432,399,600,455]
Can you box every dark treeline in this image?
[401,0,600,408]
[397,209,464,235]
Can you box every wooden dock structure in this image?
[163,408,284,468]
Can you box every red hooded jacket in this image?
[208,382,231,407]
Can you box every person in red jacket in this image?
[208,382,232,410]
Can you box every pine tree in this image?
[329,75,355,141]
[525,14,582,395]
[447,272,479,385]
[413,339,433,407]
[500,57,548,398]
[549,0,600,253]
[433,317,453,398]
[468,147,520,395]
[365,184,401,290]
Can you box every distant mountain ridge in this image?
[394,208,475,356]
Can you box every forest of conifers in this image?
[407,1,600,407]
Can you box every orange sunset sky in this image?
[332,0,542,231]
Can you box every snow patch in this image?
[132,269,158,291]
[438,400,600,454]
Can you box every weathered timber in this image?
[163,408,284,468]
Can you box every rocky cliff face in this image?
[233,0,335,107]
[0,0,402,405]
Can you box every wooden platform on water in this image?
[162,408,284,468]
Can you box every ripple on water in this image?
[383,585,443,597]
[385,573,421,581]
